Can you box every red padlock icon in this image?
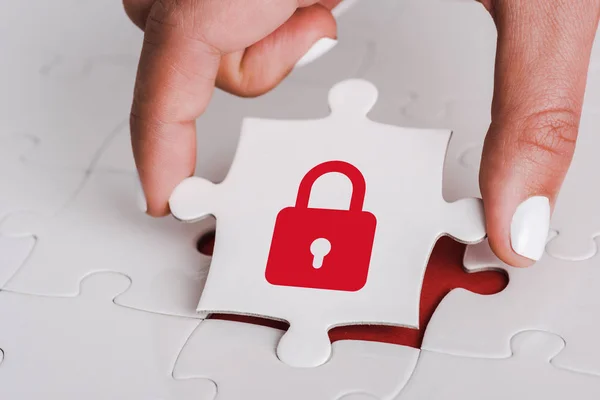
[265,160,377,292]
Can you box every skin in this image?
[123,0,600,267]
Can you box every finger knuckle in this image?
[515,107,579,165]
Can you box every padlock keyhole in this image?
[310,238,331,269]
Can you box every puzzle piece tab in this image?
[0,173,211,318]
[0,272,214,399]
[173,319,418,400]
[169,79,486,368]
[423,237,600,376]
[400,331,600,399]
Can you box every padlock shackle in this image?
[295,160,367,211]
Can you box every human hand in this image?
[477,0,600,266]
[123,0,341,215]
[125,0,600,269]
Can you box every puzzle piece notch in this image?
[173,319,419,400]
[170,78,487,368]
[423,236,600,376]
[399,330,600,400]
[0,271,214,399]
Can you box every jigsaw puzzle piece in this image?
[173,319,418,400]
[0,134,84,220]
[169,79,486,367]
[423,237,600,376]
[399,331,600,400]
[0,272,215,399]
[0,173,211,318]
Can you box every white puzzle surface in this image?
[4,0,600,397]
[0,272,215,400]
[0,172,213,318]
[423,237,600,376]
[169,79,486,367]
[401,331,600,400]
[173,319,419,400]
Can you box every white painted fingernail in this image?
[295,38,338,68]
[135,176,147,213]
[510,196,550,261]
[331,0,361,18]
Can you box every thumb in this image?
[480,0,600,266]
[216,4,338,97]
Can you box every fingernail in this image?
[510,196,550,261]
[295,38,338,68]
[135,175,147,213]
[331,0,360,18]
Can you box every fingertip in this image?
[479,130,553,268]
[135,175,148,214]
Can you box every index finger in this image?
[131,0,323,216]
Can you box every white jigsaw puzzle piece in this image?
[169,79,486,368]
[400,331,600,400]
[423,237,600,376]
[0,272,215,400]
[0,134,84,220]
[0,172,212,318]
[173,319,418,400]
